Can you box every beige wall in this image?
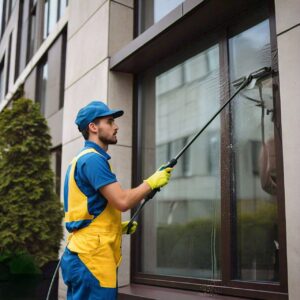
[59,0,134,298]
[275,1,300,299]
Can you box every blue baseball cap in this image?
[75,101,124,130]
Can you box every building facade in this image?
[0,0,299,299]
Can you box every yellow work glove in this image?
[144,165,173,190]
[122,221,138,235]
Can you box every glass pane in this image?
[28,4,36,62]
[48,0,58,34]
[229,20,279,281]
[59,0,68,19]
[140,0,184,33]
[141,44,221,279]
[0,0,3,35]
[43,0,49,39]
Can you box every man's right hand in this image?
[144,166,173,190]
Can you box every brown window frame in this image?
[130,1,288,299]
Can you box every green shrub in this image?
[0,98,63,271]
[157,202,277,271]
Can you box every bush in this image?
[157,202,277,272]
[0,98,63,271]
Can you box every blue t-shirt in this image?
[64,141,117,232]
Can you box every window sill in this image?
[118,284,249,300]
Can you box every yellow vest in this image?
[65,148,122,288]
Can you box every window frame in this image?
[131,2,287,299]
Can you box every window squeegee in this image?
[126,67,272,233]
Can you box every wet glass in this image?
[140,44,221,279]
[229,20,279,281]
[140,0,184,33]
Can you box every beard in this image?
[98,132,118,145]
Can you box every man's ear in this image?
[88,122,98,134]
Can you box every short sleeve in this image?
[81,154,117,191]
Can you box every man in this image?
[61,101,173,299]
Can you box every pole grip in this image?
[146,158,177,201]
[126,158,177,233]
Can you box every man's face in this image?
[94,116,119,145]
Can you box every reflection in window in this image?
[36,58,48,115]
[48,0,58,35]
[141,44,221,279]
[139,0,184,33]
[59,0,68,19]
[44,0,68,39]
[229,20,278,281]
[43,0,49,39]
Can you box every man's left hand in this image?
[122,221,138,234]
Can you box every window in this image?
[139,43,221,279]
[36,57,48,115]
[138,0,184,33]
[0,56,4,103]
[43,0,68,39]
[27,0,37,63]
[228,20,278,281]
[133,7,286,298]
[5,33,12,95]
[0,0,4,37]
[59,0,68,19]
[14,0,23,82]
[59,28,67,109]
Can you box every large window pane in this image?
[140,44,221,279]
[229,20,279,281]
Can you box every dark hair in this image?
[80,117,101,140]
